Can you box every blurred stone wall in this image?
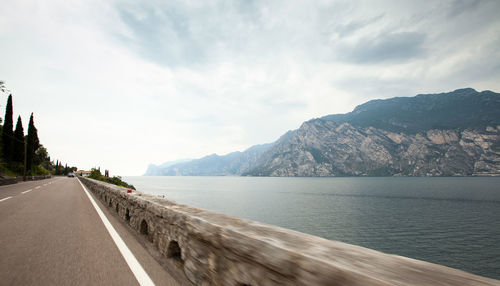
[79,177,499,286]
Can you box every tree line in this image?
[88,167,136,190]
[1,82,76,177]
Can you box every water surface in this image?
[124,176,500,279]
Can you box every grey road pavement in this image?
[0,177,180,286]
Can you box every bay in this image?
[124,176,500,279]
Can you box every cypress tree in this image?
[26,113,39,173]
[13,116,24,163]
[2,94,13,162]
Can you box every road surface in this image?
[0,177,181,286]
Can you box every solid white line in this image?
[35,186,41,189]
[77,179,155,286]
[0,196,12,202]
[22,189,33,194]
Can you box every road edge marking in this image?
[77,178,155,286]
[0,196,12,202]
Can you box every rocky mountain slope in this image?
[244,120,500,176]
[145,143,273,176]
[147,88,500,176]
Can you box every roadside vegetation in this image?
[1,81,76,177]
[88,168,136,190]
[1,81,131,186]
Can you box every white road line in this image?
[22,189,33,194]
[35,186,41,189]
[77,179,155,286]
[43,184,48,186]
[0,197,12,202]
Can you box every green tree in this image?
[0,81,7,124]
[44,156,53,173]
[2,94,13,162]
[26,113,39,174]
[13,116,24,163]
[89,167,102,179]
[35,145,49,166]
[88,167,135,190]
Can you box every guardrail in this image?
[79,177,499,286]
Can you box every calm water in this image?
[124,176,500,279]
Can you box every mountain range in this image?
[145,88,500,177]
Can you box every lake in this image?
[124,176,500,280]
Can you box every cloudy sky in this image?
[1,0,499,175]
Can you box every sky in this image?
[1,0,499,175]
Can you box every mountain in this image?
[321,88,500,133]
[144,159,193,175]
[145,143,273,176]
[147,88,500,177]
[245,120,500,176]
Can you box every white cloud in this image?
[1,0,499,175]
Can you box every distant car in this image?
[68,173,75,177]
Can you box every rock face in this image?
[245,121,500,176]
[80,177,500,286]
[148,88,500,177]
[245,88,500,176]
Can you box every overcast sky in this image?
[1,0,499,175]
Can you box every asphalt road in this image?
[0,177,181,286]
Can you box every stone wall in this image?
[0,175,52,186]
[79,177,500,286]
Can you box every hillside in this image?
[144,143,273,176]
[147,88,500,177]
[322,88,500,133]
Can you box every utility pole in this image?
[23,137,27,181]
